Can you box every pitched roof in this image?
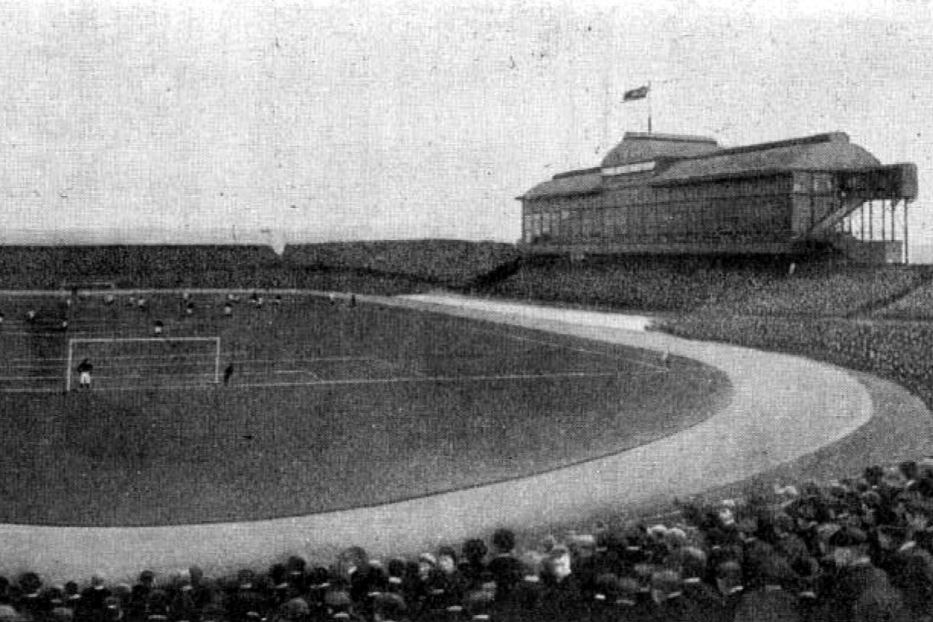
[522,131,889,199]
[651,132,881,184]
[600,132,719,168]
[522,171,602,200]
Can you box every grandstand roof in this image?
[521,131,888,200]
[651,132,881,184]
[600,132,719,168]
[522,170,602,200]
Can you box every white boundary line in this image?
[0,370,622,394]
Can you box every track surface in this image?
[0,292,913,583]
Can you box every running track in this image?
[0,291,921,583]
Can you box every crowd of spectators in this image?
[284,241,519,288]
[661,314,933,388]
[702,266,922,317]
[0,245,926,315]
[5,462,933,622]
[482,255,768,311]
[0,247,284,290]
[0,242,520,294]
[483,255,925,317]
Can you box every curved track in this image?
[0,292,911,582]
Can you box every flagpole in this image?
[647,80,652,133]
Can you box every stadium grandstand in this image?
[519,131,917,264]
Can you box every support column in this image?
[860,203,865,241]
[904,200,910,264]
[881,200,886,240]
[891,199,896,244]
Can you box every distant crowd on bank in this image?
[4,460,933,622]
[488,256,924,319]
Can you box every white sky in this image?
[0,0,931,253]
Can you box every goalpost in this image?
[65,337,221,391]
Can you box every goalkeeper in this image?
[76,358,94,390]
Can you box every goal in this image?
[65,337,221,391]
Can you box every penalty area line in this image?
[463,324,670,373]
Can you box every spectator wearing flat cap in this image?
[335,547,376,607]
[421,547,465,615]
[284,557,307,596]
[186,567,214,618]
[458,540,488,591]
[17,573,44,621]
[268,563,292,611]
[406,553,437,614]
[62,583,82,619]
[77,575,111,622]
[487,529,523,602]
[565,533,601,596]
[381,560,408,600]
[539,547,583,621]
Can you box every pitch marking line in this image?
[0,370,622,394]
[8,355,373,364]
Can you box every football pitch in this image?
[0,292,730,526]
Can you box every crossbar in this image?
[66,336,221,391]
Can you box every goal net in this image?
[66,337,221,391]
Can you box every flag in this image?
[623,85,649,102]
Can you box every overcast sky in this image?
[0,0,930,254]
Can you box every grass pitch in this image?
[0,293,730,526]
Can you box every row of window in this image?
[524,201,791,243]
